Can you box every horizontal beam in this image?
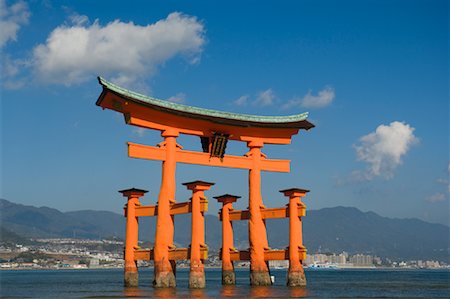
[229,248,307,261]
[134,205,157,217]
[134,247,208,261]
[128,142,290,172]
[133,200,208,217]
[227,206,306,221]
[126,114,205,137]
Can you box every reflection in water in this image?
[122,284,308,298]
[189,288,209,299]
[153,287,177,298]
[2,268,446,298]
[250,286,272,298]
[123,287,147,298]
[289,287,308,297]
[220,285,237,297]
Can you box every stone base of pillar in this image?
[222,270,236,285]
[124,271,138,287]
[189,271,206,288]
[153,271,176,288]
[250,270,272,286]
[153,260,176,288]
[287,270,306,287]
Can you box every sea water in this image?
[1,268,449,298]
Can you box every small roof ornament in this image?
[118,188,149,196]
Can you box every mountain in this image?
[298,207,448,262]
[0,199,119,239]
[1,199,448,262]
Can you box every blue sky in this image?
[1,0,448,225]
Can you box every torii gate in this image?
[95,77,314,288]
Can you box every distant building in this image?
[269,260,288,268]
[89,258,100,268]
[349,254,374,267]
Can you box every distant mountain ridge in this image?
[1,199,448,262]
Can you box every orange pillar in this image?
[214,194,240,285]
[247,139,271,286]
[119,188,148,287]
[183,180,214,289]
[280,188,308,287]
[153,129,178,288]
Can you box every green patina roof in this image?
[97,76,312,126]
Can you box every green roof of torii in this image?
[97,76,314,129]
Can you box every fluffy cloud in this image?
[354,121,418,179]
[282,86,335,109]
[31,12,205,87]
[254,89,275,106]
[1,55,27,89]
[426,193,447,203]
[233,95,249,106]
[166,92,186,104]
[0,0,30,48]
[133,127,146,138]
[437,163,450,192]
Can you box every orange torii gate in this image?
[95,77,314,288]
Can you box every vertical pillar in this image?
[183,180,214,289]
[280,188,309,287]
[153,128,179,288]
[119,188,148,287]
[247,139,271,286]
[214,194,240,285]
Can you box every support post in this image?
[183,180,214,289]
[153,129,179,288]
[280,188,309,287]
[119,188,148,287]
[247,139,271,286]
[214,194,240,285]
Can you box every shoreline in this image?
[2,266,449,271]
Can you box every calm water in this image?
[1,268,449,298]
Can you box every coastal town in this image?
[1,238,447,270]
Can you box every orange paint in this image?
[99,92,303,144]
[215,194,239,285]
[280,188,309,287]
[128,142,290,172]
[183,181,214,289]
[215,195,238,269]
[247,139,271,285]
[133,247,208,261]
[134,201,208,217]
[98,81,314,288]
[153,129,178,287]
[119,188,148,287]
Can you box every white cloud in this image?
[166,92,186,104]
[254,89,275,106]
[426,192,447,203]
[233,95,249,106]
[68,13,89,26]
[282,86,335,109]
[437,163,450,192]
[0,0,30,48]
[354,121,418,179]
[31,12,205,87]
[1,55,28,89]
[133,127,146,138]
